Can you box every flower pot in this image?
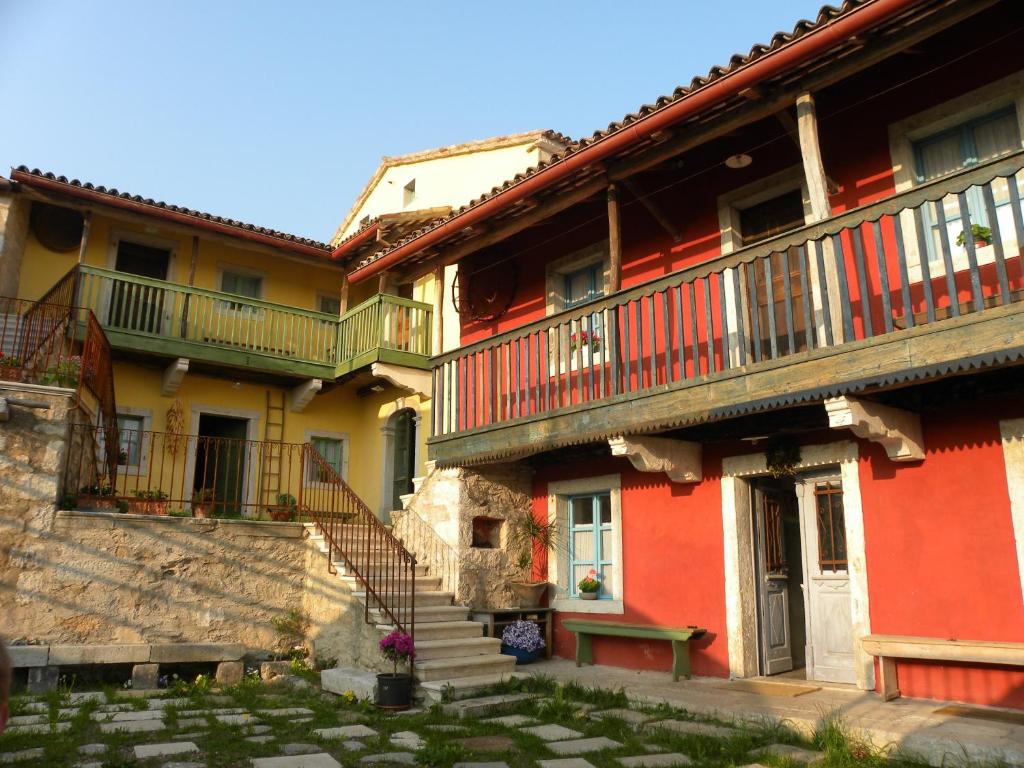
[579,591,599,600]
[974,239,990,250]
[500,644,541,665]
[130,501,169,516]
[508,581,547,608]
[375,673,413,710]
[0,366,23,383]
[193,505,210,519]
[269,507,294,522]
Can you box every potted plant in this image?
[268,493,297,522]
[0,355,23,382]
[505,508,558,608]
[500,619,545,664]
[191,488,215,518]
[79,483,117,511]
[956,224,992,250]
[577,569,601,601]
[130,489,169,516]
[375,629,415,710]
[55,355,82,388]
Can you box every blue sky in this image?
[1,1,818,242]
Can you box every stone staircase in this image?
[306,523,519,699]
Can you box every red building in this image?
[341,0,1024,708]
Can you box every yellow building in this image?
[0,132,566,520]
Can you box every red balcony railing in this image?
[432,150,1024,439]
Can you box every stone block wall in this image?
[399,461,533,609]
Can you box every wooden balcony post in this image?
[339,276,349,314]
[187,236,199,286]
[432,264,444,356]
[77,211,91,264]
[796,92,844,343]
[608,185,622,292]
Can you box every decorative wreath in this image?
[452,258,519,322]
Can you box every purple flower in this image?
[501,620,545,652]
[379,629,415,674]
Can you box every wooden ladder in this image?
[260,390,286,507]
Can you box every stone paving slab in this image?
[163,763,206,768]
[481,714,537,727]
[390,730,425,750]
[95,703,136,713]
[282,744,321,755]
[7,714,47,726]
[644,719,738,738]
[176,731,208,739]
[591,708,653,725]
[20,702,50,713]
[134,742,200,759]
[453,763,511,768]
[256,707,314,717]
[341,741,365,752]
[79,744,107,756]
[359,754,416,765]
[313,724,378,739]
[0,749,45,765]
[5,721,71,734]
[178,707,248,716]
[424,724,469,732]
[756,744,825,765]
[547,737,623,755]
[215,713,256,725]
[455,735,517,751]
[249,724,273,735]
[147,698,191,709]
[616,754,692,767]
[251,756,342,768]
[520,724,584,741]
[537,759,597,768]
[100,718,166,733]
[246,735,276,744]
[442,692,540,718]
[176,718,209,728]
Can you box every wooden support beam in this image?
[825,395,924,461]
[290,378,323,413]
[609,435,702,483]
[187,236,199,286]
[607,185,622,293]
[776,107,839,194]
[76,212,91,265]
[161,358,189,397]
[432,264,444,356]
[338,276,350,314]
[623,179,682,243]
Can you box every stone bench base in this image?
[6,643,246,694]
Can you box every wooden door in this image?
[110,241,171,334]
[755,487,794,675]
[391,409,415,511]
[797,475,856,684]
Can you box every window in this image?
[563,263,603,309]
[308,435,346,483]
[547,474,623,614]
[913,107,1021,262]
[318,293,341,316]
[814,481,847,573]
[568,492,615,598]
[403,179,416,207]
[221,270,263,299]
[117,414,144,467]
[738,189,805,247]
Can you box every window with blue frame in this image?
[563,263,603,309]
[913,107,1021,262]
[568,492,614,598]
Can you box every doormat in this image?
[716,679,821,697]
[934,705,1024,726]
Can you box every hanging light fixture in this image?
[725,153,753,169]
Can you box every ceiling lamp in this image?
[725,153,753,169]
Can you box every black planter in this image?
[375,672,413,710]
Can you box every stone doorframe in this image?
[379,404,421,519]
[720,440,874,690]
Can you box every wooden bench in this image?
[562,619,707,682]
[861,634,1024,701]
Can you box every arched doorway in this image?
[383,408,417,518]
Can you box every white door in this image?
[755,487,794,674]
[797,475,856,684]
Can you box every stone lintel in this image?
[370,362,431,398]
[48,644,151,666]
[824,395,924,462]
[289,378,323,413]
[608,435,702,483]
[6,645,49,668]
[161,358,189,397]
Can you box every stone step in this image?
[382,620,483,641]
[414,653,517,682]
[414,637,503,661]
[421,682,536,708]
[337,564,430,577]
[353,591,454,607]
[338,574,442,591]
[369,605,469,624]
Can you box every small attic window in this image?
[359,214,371,227]
[403,178,416,207]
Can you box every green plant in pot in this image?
[191,488,215,518]
[577,569,602,601]
[956,223,992,249]
[79,482,117,511]
[506,508,558,608]
[130,489,169,516]
[269,493,297,522]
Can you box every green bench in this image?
[562,619,707,682]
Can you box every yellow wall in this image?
[17,208,345,313]
[106,360,430,518]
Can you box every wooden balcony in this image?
[429,150,1024,465]
[73,265,432,380]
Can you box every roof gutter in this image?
[330,222,379,260]
[347,0,922,284]
[11,170,332,260]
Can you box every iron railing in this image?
[392,506,456,596]
[62,426,416,638]
[432,150,1024,437]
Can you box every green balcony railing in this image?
[73,265,431,379]
[336,293,433,376]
